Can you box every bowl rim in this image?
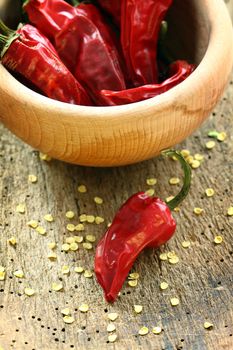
[0,0,232,118]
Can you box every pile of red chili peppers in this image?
[95,149,191,302]
[0,0,195,105]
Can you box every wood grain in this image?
[0,75,232,350]
[0,0,232,166]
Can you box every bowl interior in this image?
[0,0,209,67]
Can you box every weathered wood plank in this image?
[0,51,233,350]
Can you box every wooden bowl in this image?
[0,0,232,166]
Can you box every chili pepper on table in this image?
[95,0,121,26]
[0,21,92,105]
[95,150,191,303]
[24,0,126,104]
[99,60,195,106]
[121,0,173,87]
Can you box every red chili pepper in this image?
[99,60,195,106]
[0,22,92,105]
[121,0,173,86]
[95,150,191,302]
[95,0,121,26]
[24,0,126,103]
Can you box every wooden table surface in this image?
[0,10,233,350]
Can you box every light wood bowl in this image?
[0,0,232,166]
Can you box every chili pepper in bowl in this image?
[0,21,92,105]
[121,0,173,86]
[95,150,191,303]
[100,60,195,106]
[95,0,121,26]
[24,0,126,104]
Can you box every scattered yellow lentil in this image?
[159,253,168,261]
[191,160,201,169]
[39,152,52,161]
[61,266,70,275]
[205,188,215,197]
[83,270,93,278]
[170,297,179,306]
[217,132,227,142]
[47,252,57,260]
[194,153,204,161]
[66,211,75,219]
[77,185,87,193]
[194,207,204,215]
[8,237,17,246]
[186,155,194,164]
[62,243,70,252]
[95,216,105,224]
[94,196,103,204]
[166,196,174,202]
[168,256,179,265]
[107,323,116,332]
[66,224,76,232]
[206,141,216,149]
[0,271,6,281]
[145,188,155,197]
[83,242,93,250]
[61,308,70,316]
[86,235,96,243]
[24,288,35,296]
[86,215,95,223]
[75,224,85,232]
[214,236,223,244]
[108,313,118,321]
[181,149,190,158]
[16,203,26,214]
[152,326,162,334]
[28,174,38,183]
[169,177,180,185]
[138,326,149,336]
[167,251,176,259]
[181,240,191,248]
[44,214,54,222]
[146,178,157,186]
[160,282,169,290]
[14,270,24,278]
[27,220,38,229]
[108,334,118,343]
[204,322,213,329]
[128,279,138,287]
[79,304,89,313]
[66,237,75,244]
[74,266,84,274]
[79,214,87,222]
[174,207,180,213]
[52,282,63,291]
[63,316,75,324]
[48,242,56,250]
[134,305,143,313]
[74,236,84,243]
[128,272,139,280]
[70,242,79,251]
[36,226,46,235]
[227,207,233,216]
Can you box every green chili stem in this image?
[72,0,80,6]
[162,149,191,211]
[0,20,14,36]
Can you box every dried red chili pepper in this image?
[24,0,126,103]
[121,0,173,86]
[95,0,121,26]
[99,60,195,106]
[95,150,191,303]
[0,21,92,105]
